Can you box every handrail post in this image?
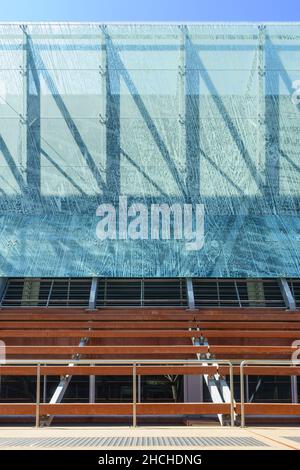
[137,363,141,402]
[43,363,47,403]
[132,362,137,427]
[240,361,246,428]
[229,362,235,427]
[36,363,41,428]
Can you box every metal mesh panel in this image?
[0,24,299,277]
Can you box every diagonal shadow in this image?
[120,148,169,198]
[27,36,107,194]
[184,31,256,276]
[105,39,120,198]
[0,249,15,274]
[268,38,297,96]
[265,38,300,198]
[183,26,200,198]
[26,34,41,196]
[279,148,300,173]
[207,213,248,277]
[264,37,280,198]
[102,28,187,198]
[0,173,22,194]
[41,148,86,195]
[268,38,300,128]
[186,34,264,193]
[199,148,244,195]
[0,135,26,193]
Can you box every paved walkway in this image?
[0,426,299,450]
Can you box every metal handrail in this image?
[0,358,234,428]
[4,358,300,428]
[240,359,300,427]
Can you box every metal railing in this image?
[288,279,300,309]
[0,359,234,428]
[1,358,300,427]
[240,359,300,427]
[193,278,286,308]
[1,277,293,309]
[96,278,188,308]
[0,278,92,308]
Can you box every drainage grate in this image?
[0,436,269,448]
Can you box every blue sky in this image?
[0,0,299,22]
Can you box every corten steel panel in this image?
[236,403,300,415]
[1,364,300,376]
[136,403,231,415]
[1,329,300,339]
[238,366,300,376]
[0,403,133,416]
[0,365,219,376]
[0,24,300,277]
[202,330,300,338]
[3,344,296,359]
[188,321,300,330]
[0,321,199,329]
[0,329,201,338]
[0,403,230,416]
[0,306,297,316]
[4,345,208,355]
[0,404,36,415]
[2,320,299,329]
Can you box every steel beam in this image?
[278,278,296,311]
[88,277,98,310]
[89,372,96,403]
[40,336,89,427]
[0,278,8,306]
[186,278,196,310]
[184,374,203,403]
[192,335,228,426]
[291,376,298,404]
[21,279,40,307]
[189,322,236,426]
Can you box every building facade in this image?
[0,23,300,426]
